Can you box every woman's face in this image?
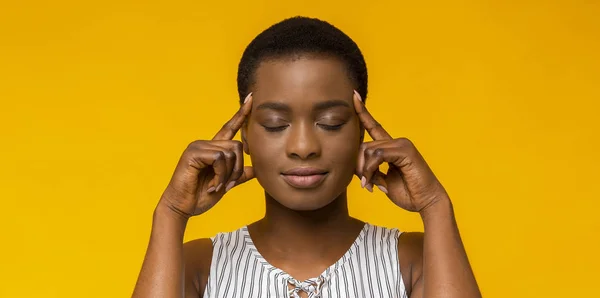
[243,56,362,211]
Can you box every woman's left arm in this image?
[353,91,481,298]
[412,196,480,298]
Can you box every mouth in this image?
[281,167,329,189]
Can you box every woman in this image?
[133,16,481,298]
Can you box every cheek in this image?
[327,141,359,165]
[325,131,361,169]
[246,128,284,168]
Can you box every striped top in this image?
[203,223,408,298]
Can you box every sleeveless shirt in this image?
[203,223,408,298]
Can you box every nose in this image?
[286,121,322,160]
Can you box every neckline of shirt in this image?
[240,222,371,283]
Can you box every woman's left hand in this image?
[353,91,449,213]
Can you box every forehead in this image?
[252,56,354,107]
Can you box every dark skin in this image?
[133,56,481,298]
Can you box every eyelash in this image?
[318,123,344,131]
[262,123,345,132]
[263,125,288,132]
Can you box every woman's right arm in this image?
[132,203,190,298]
[132,94,254,298]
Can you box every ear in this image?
[242,122,250,154]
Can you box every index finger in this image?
[212,93,253,140]
[353,90,392,141]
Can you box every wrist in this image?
[419,195,453,223]
[154,202,190,226]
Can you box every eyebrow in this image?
[256,99,350,112]
[256,102,290,112]
[313,99,351,112]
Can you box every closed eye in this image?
[318,123,345,131]
[262,125,288,132]
[261,123,346,132]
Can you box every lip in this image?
[281,167,329,189]
[282,167,328,176]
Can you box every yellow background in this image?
[1,0,598,297]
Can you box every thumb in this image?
[225,166,255,192]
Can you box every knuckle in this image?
[396,137,413,147]
[232,141,243,152]
[227,120,237,130]
[214,151,225,161]
[230,170,243,181]
[365,146,377,156]
[221,121,232,130]
[184,154,196,167]
[187,140,203,150]
[183,154,202,170]
[182,150,196,162]
[359,142,368,151]
[222,150,235,160]
[218,124,232,135]
[365,119,381,130]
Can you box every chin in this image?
[276,194,336,211]
[266,185,346,211]
[256,171,352,211]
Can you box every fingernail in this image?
[361,176,367,188]
[225,181,236,192]
[366,183,373,193]
[354,90,363,102]
[215,183,223,192]
[207,186,216,193]
[376,185,388,194]
[244,92,252,104]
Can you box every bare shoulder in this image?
[397,232,424,297]
[183,238,214,298]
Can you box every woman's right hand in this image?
[157,94,255,219]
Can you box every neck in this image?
[250,190,363,254]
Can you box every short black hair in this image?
[237,16,368,104]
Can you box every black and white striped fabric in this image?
[203,223,408,298]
